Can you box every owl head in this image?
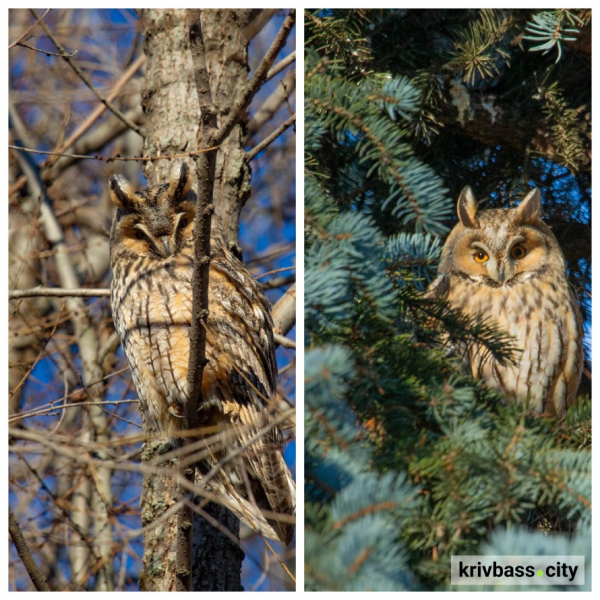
[438,187,566,287]
[109,162,196,258]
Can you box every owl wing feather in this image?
[423,273,450,300]
[202,242,295,544]
[564,286,585,411]
[228,401,295,545]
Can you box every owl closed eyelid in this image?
[427,186,583,417]
[109,162,295,544]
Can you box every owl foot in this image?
[168,405,184,419]
[157,439,176,455]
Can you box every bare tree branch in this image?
[274,333,296,349]
[242,9,279,42]
[8,8,51,50]
[9,276,289,299]
[210,9,296,147]
[9,507,51,591]
[266,50,296,81]
[272,282,296,337]
[246,69,296,137]
[187,11,217,416]
[15,41,76,57]
[13,147,114,589]
[30,9,143,136]
[246,114,296,161]
[9,287,110,299]
[9,53,146,197]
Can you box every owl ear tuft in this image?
[169,162,193,202]
[109,175,137,210]
[457,186,478,229]
[514,188,541,223]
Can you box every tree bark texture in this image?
[138,8,254,242]
[136,8,259,591]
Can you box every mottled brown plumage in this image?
[427,187,583,416]
[109,162,295,544]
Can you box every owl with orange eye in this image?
[426,187,583,416]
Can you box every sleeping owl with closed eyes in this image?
[426,186,583,416]
[109,162,295,544]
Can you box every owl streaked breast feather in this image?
[427,186,583,416]
[109,162,295,545]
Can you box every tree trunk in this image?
[136,8,257,590]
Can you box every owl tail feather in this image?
[196,469,295,546]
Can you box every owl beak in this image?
[494,262,506,284]
[157,235,176,257]
[486,260,507,285]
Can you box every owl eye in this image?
[473,250,489,263]
[510,244,527,259]
[175,212,189,231]
[133,223,151,241]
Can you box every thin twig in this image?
[9,144,222,164]
[10,366,129,424]
[51,54,146,155]
[266,50,296,81]
[9,398,138,424]
[255,266,295,280]
[16,41,76,57]
[210,10,296,147]
[260,275,296,290]
[30,9,143,136]
[246,69,295,137]
[245,241,295,265]
[246,114,296,161]
[8,8,51,50]
[9,54,146,197]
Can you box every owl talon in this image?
[157,440,176,454]
[168,405,184,419]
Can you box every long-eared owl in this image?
[427,187,583,416]
[109,162,295,544]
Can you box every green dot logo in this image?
[537,570,544,577]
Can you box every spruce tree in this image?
[304,9,590,591]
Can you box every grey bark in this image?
[135,8,262,591]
